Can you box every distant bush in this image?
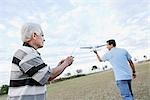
[0,84,9,95]
[91,65,98,70]
[65,72,71,76]
[76,69,83,74]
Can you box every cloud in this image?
[1,0,149,54]
[0,24,6,30]
[6,31,20,38]
[9,17,23,29]
[70,0,115,7]
[39,0,149,65]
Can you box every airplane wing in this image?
[80,46,93,49]
[95,44,106,48]
[80,44,106,49]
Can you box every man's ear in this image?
[32,33,37,39]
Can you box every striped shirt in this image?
[8,43,52,100]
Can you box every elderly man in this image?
[8,23,74,100]
[93,39,136,100]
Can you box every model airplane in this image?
[80,44,106,52]
[80,44,106,49]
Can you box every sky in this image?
[0,0,150,85]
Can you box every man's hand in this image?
[93,50,97,54]
[49,56,74,81]
[132,73,136,79]
[57,59,65,66]
[63,56,74,67]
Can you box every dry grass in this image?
[47,62,150,100]
[0,62,149,100]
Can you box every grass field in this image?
[0,62,149,100]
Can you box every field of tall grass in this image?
[0,62,149,100]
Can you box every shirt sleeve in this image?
[19,52,52,85]
[126,50,132,60]
[102,52,112,61]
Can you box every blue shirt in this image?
[102,47,132,80]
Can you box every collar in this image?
[23,42,41,55]
[23,42,33,48]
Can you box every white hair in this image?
[21,23,43,42]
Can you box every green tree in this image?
[0,84,9,95]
